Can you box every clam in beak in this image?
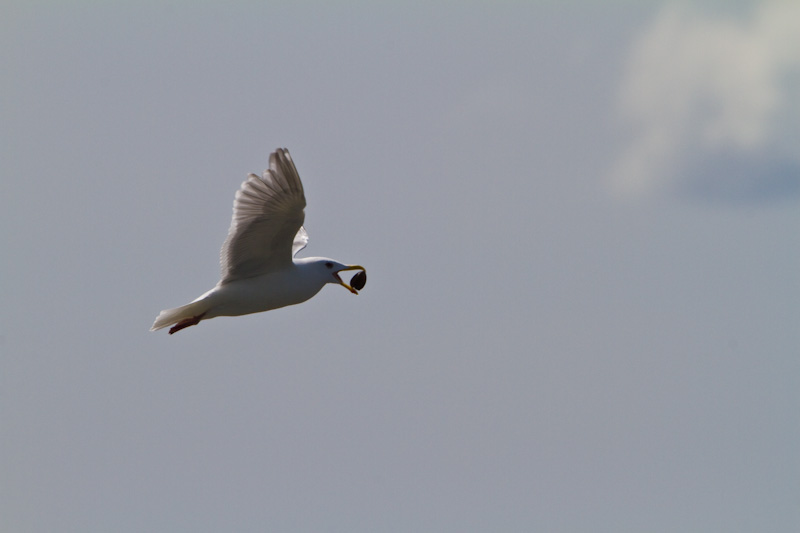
[333,265,366,294]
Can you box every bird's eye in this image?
[325,262,333,269]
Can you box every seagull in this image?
[151,148,366,334]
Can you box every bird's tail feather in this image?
[150,300,210,331]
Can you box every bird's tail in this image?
[150,299,211,332]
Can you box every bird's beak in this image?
[334,265,365,294]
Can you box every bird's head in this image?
[317,259,366,294]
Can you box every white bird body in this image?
[151,149,365,334]
[201,257,348,318]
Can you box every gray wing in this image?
[220,148,306,283]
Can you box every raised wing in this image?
[220,148,306,283]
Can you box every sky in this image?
[2,1,799,532]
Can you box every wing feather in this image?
[220,148,306,283]
[292,226,309,257]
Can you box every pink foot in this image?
[168,312,207,335]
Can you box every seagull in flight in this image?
[151,148,366,334]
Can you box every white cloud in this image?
[611,1,800,200]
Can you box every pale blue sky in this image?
[3,2,799,532]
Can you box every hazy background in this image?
[3,1,798,531]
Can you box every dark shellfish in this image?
[350,270,367,291]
